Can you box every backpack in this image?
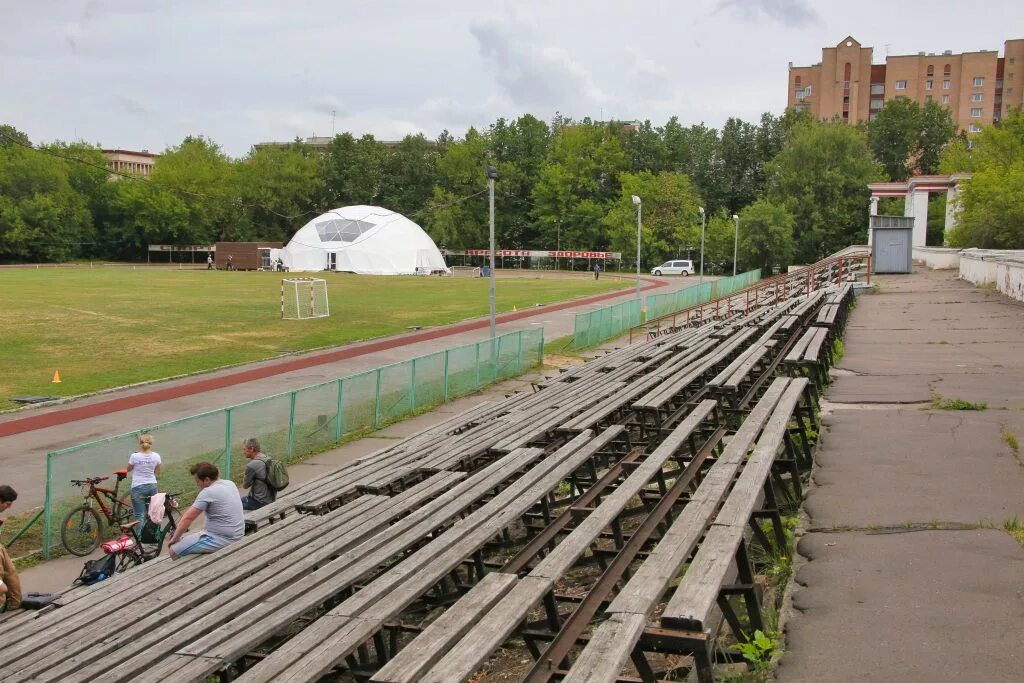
[20,592,58,610]
[259,454,289,491]
[74,553,116,586]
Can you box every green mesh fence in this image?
[644,269,763,322]
[571,299,642,349]
[43,327,544,557]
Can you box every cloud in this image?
[469,13,607,110]
[626,48,670,95]
[712,0,821,27]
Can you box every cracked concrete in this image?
[778,269,1024,683]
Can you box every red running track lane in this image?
[0,277,669,437]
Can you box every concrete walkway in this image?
[779,269,1024,682]
[0,272,704,511]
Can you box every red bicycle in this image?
[61,470,134,556]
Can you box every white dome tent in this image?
[278,206,449,275]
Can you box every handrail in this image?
[628,249,871,343]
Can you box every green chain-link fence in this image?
[571,299,642,349]
[644,269,762,322]
[43,327,544,557]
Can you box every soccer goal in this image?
[450,266,481,277]
[281,278,329,319]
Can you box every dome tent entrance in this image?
[280,206,449,275]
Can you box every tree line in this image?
[3,100,1018,269]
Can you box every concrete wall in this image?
[913,247,963,270]
[959,250,1024,302]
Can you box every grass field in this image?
[1,268,628,410]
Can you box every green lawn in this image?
[1,269,628,410]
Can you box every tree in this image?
[423,128,490,249]
[0,124,31,149]
[602,171,701,268]
[868,99,956,180]
[151,136,237,243]
[100,179,191,257]
[768,120,882,263]
[621,120,666,173]
[531,123,627,250]
[488,115,552,247]
[322,133,388,207]
[379,134,439,217]
[737,198,795,272]
[0,144,92,261]
[235,142,323,242]
[942,110,1024,248]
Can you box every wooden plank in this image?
[418,576,554,682]
[371,573,519,683]
[785,328,816,363]
[660,523,741,631]
[804,327,829,362]
[562,613,648,683]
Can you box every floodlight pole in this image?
[732,214,739,276]
[632,195,642,302]
[487,165,499,338]
[698,207,706,285]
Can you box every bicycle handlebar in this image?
[70,476,109,487]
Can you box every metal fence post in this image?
[43,453,52,558]
[224,408,232,478]
[517,330,524,372]
[373,367,383,428]
[475,341,481,389]
[335,379,344,441]
[410,358,417,411]
[287,391,297,460]
[443,350,450,402]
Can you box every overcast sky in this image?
[2,0,1021,156]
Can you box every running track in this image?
[0,277,669,438]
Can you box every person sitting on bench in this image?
[0,485,22,610]
[167,462,243,560]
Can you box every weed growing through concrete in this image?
[1002,430,1020,454]
[1003,517,1024,548]
[927,340,950,345]
[831,339,845,364]
[930,393,987,411]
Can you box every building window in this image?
[971,108,983,117]
[969,123,982,133]
[972,93,984,102]
[870,83,884,95]
[942,94,950,104]
[944,64,952,75]
[795,90,805,101]
[1011,57,1016,64]
[973,77,984,87]
[927,65,935,76]
[870,98,884,109]
[842,110,849,119]
[926,80,933,90]
[895,80,908,89]
[804,85,812,95]
[869,112,878,121]
[996,79,1003,89]
[943,80,951,89]
[843,80,850,89]
[926,95,933,103]
[843,96,850,104]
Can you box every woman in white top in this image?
[127,434,162,529]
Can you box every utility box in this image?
[870,216,913,274]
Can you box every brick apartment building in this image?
[788,36,1024,131]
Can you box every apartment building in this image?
[788,36,1024,131]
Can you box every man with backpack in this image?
[239,437,288,510]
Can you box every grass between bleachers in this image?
[1,268,626,410]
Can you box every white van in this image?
[651,260,694,276]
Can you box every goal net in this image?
[450,266,481,277]
[281,278,329,320]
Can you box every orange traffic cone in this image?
[512,305,518,312]
[52,370,62,383]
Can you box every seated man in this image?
[167,462,244,560]
[0,485,22,610]
[240,437,275,511]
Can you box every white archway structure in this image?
[868,173,972,247]
[280,206,449,275]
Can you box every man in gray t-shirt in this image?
[168,461,244,559]
[240,437,275,510]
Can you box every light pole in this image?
[632,195,642,301]
[731,214,739,277]
[698,206,706,285]
[487,165,499,338]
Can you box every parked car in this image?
[650,260,694,276]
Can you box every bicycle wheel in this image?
[61,506,103,556]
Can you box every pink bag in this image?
[102,536,136,554]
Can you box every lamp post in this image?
[487,165,499,338]
[632,195,642,301]
[698,206,706,285]
[731,214,739,277]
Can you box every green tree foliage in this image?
[738,198,795,272]
[234,142,323,242]
[424,128,490,249]
[379,134,439,217]
[531,122,627,250]
[488,115,551,247]
[602,171,701,268]
[868,99,956,180]
[768,119,882,263]
[942,110,1024,248]
[323,133,388,206]
[151,136,236,244]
